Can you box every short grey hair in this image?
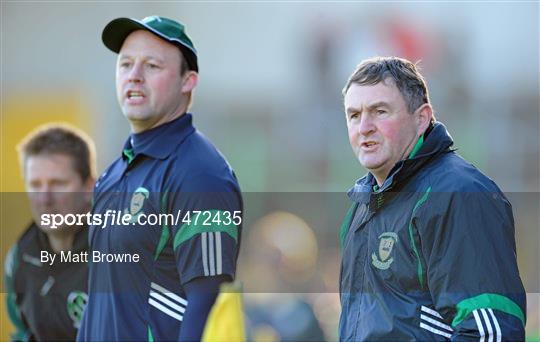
[343,56,433,120]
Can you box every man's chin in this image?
[123,104,156,118]
[37,224,63,233]
[358,157,383,171]
[124,111,150,121]
[38,225,80,235]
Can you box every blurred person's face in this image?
[116,30,198,133]
[25,154,93,231]
[344,79,432,185]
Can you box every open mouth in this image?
[126,90,145,99]
[362,141,377,148]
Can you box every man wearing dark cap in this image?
[77,16,242,341]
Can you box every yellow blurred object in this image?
[252,324,280,342]
[202,282,246,342]
[250,211,318,283]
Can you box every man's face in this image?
[25,154,92,230]
[344,80,422,184]
[116,30,187,133]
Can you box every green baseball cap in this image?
[102,15,198,72]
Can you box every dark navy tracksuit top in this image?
[339,122,526,341]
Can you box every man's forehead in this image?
[347,78,398,95]
[25,154,77,178]
[27,153,72,164]
[345,81,400,109]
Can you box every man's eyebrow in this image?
[366,101,390,110]
[346,101,389,115]
[117,55,164,63]
[345,107,358,114]
[146,56,165,64]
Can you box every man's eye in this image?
[28,182,40,190]
[119,62,131,68]
[51,179,69,186]
[147,63,159,69]
[377,110,386,115]
[350,113,359,119]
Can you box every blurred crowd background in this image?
[2,2,538,340]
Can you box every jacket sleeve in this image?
[167,172,242,286]
[416,189,526,341]
[4,245,31,342]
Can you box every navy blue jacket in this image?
[339,122,526,341]
[78,114,242,341]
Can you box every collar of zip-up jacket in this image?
[348,122,455,209]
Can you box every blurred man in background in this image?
[5,124,95,340]
[339,56,526,340]
[78,16,242,341]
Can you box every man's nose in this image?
[32,186,54,206]
[358,114,375,136]
[128,62,144,83]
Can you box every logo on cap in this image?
[143,16,162,23]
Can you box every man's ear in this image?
[84,176,96,204]
[415,103,433,136]
[181,71,198,94]
[84,176,95,192]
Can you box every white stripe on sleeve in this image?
[421,305,444,319]
[150,282,188,306]
[149,298,183,321]
[209,232,215,276]
[150,291,186,314]
[420,314,453,332]
[473,309,486,342]
[420,322,452,338]
[202,232,209,276]
[481,308,494,342]
[216,232,222,275]
[488,308,502,342]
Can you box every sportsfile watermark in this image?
[1,192,537,294]
[41,210,242,229]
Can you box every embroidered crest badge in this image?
[124,187,149,223]
[67,291,88,328]
[372,232,398,270]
